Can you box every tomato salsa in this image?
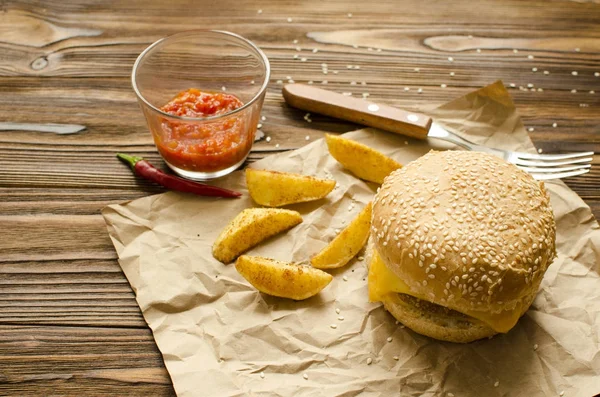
[155,88,251,173]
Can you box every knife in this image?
[0,122,86,134]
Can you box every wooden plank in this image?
[0,324,174,396]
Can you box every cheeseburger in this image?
[368,150,556,343]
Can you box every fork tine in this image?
[517,164,591,173]
[516,151,595,161]
[515,157,593,167]
[531,168,590,180]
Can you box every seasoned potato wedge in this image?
[311,202,372,269]
[246,168,336,207]
[213,208,302,263]
[325,134,402,184]
[235,255,333,300]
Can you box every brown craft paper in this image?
[102,81,600,397]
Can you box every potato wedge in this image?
[213,208,302,263]
[311,202,372,269]
[325,134,402,184]
[246,168,336,207]
[235,255,333,300]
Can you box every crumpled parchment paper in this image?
[102,81,600,397]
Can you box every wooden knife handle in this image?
[282,84,432,140]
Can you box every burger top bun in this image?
[372,150,556,321]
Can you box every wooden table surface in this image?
[1,0,598,395]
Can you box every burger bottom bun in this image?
[381,293,497,343]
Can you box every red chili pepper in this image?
[117,153,241,198]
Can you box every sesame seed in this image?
[343,276,348,281]
[293,39,298,44]
[528,55,534,59]
[414,68,420,72]
[510,83,516,87]
[312,48,318,53]
[366,358,373,365]
[595,72,600,77]
[305,135,310,141]
[347,13,352,17]
[221,86,227,91]
[441,84,447,88]
[571,89,577,93]
[358,256,364,261]
[393,355,399,360]
[533,344,539,350]
[287,17,293,22]
[336,308,340,314]
[494,381,500,387]
[532,67,538,72]
[559,392,564,397]
[288,79,295,83]
[338,316,344,321]
[250,80,255,85]
[387,337,393,343]
[448,57,454,62]
[449,394,455,397]
[513,49,518,53]
[257,9,262,14]
[544,70,550,75]
[330,324,337,329]
[590,90,595,94]
[552,122,557,127]
[303,373,308,380]
[260,371,265,378]
[528,127,534,132]
[468,35,473,39]
[257,123,263,129]
[418,88,423,93]
[265,136,271,142]
[572,71,578,76]
[261,116,266,121]
[275,144,280,148]
[300,57,307,62]
[404,87,410,91]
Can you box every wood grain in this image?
[0,0,599,394]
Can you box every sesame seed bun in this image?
[371,150,556,342]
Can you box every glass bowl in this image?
[132,30,270,180]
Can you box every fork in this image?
[282,84,594,180]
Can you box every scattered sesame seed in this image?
[537,148,543,153]
[448,57,454,62]
[287,17,293,22]
[528,55,534,59]
[330,324,337,329]
[368,47,373,51]
[350,81,357,85]
[293,54,299,59]
[468,35,473,39]
[312,48,318,53]
[300,57,307,62]
[288,79,295,83]
[528,127,534,132]
[265,136,271,143]
[275,144,280,148]
[393,355,399,360]
[509,83,516,87]
[404,87,410,91]
[595,72,600,77]
[513,49,519,53]
[257,123,262,129]
[476,48,481,53]
[333,70,338,74]
[362,93,370,98]
[250,80,255,85]
[559,391,564,396]
[450,72,455,76]
[533,344,539,350]
[221,86,227,91]
[552,122,557,127]
[347,13,352,17]
[257,9,263,14]
[571,89,577,93]
[527,83,534,88]
[572,71,578,76]
[387,337,393,343]
[305,135,310,141]
[307,80,313,85]
[303,373,308,380]
[366,358,373,365]
[448,394,455,397]
[260,371,265,378]
[417,88,423,93]
[590,90,595,94]
[532,67,538,72]
[295,47,301,52]
[293,39,298,44]
[544,70,550,75]
[261,116,266,121]
[575,47,580,52]
[338,316,344,321]
[494,381,500,387]
[336,308,340,314]
[414,67,420,72]
[322,80,328,85]
[441,84,447,88]
[342,92,352,96]
[343,275,348,281]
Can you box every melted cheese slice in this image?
[368,252,524,333]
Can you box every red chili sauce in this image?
[156,88,250,172]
